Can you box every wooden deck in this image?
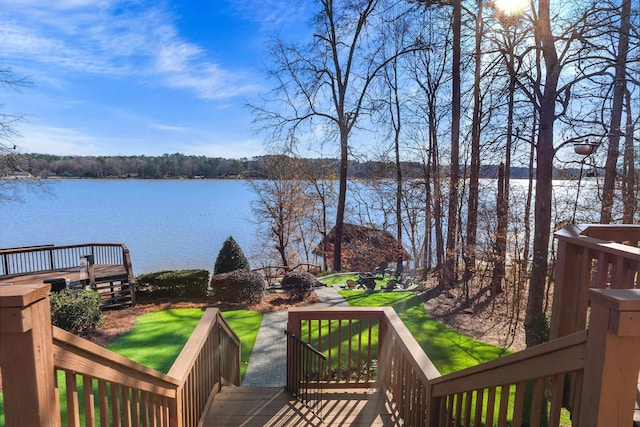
[0,264,128,287]
[204,387,400,426]
[0,264,133,309]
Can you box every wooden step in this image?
[203,386,398,426]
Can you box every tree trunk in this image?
[622,89,636,223]
[432,124,444,271]
[465,0,483,286]
[490,163,506,295]
[443,0,461,288]
[525,0,558,347]
[333,130,349,271]
[600,0,631,224]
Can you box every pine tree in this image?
[214,236,250,275]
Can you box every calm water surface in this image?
[0,178,597,275]
[0,179,258,274]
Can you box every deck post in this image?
[0,283,60,427]
[578,289,640,426]
[550,227,589,339]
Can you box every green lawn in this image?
[104,307,263,379]
[105,308,205,373]
[339,290,510,373]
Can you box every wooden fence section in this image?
[0,283,241,427]
[0,243,132,276]
[0,243,136,308]
[551,224,639,339]
[287,288,640,426]
[253,263,321,286]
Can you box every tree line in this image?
[3,152,576,180]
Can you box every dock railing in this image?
[0,243,137,308]
[0,283,241,427]
[0,243,134,279]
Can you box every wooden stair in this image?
[203,386,399,426]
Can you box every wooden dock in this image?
[0,243,136,309]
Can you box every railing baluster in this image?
[485,386,496,427]
[284,329,326,422]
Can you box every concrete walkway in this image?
[242,286,348,387]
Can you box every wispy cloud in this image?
[0,0,259,99]
[17,124,122,156]
[147,122,194,133]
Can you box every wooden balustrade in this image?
[551,224,639,339]
[0,243,137,309]
[0,284,241,427]
[287,288,640,426]
[0,243,131,276]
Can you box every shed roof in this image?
[314,223,410,272]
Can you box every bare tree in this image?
[298,157,338,271]
[410,5,451,275]
[0,66,34,202]
[249,156,314,268]
[600,0,633,223]
[252,0,421,271]
[621,88,637,223]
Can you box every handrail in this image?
[285,329,327,421]
[0,243,131,276]
[287,291,639,426]
[54,327,180,395]
[50,307,240,427]
[551,224,639,339]
[429,330,587,392]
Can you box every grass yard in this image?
[105,308,205,373]
[339,290,510,373]
[106,307,262,379]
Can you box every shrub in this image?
[209,269,264,304]
[50,289,103,334]
[136,269,210,298]
[214,236,250,275]
[281,271,318,301]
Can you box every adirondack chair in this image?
[374,262,388,278]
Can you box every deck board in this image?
[0,264,128,287]
[204,387,400,426]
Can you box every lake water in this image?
[0,179,259,274]
[0,178,597,275]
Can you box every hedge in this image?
[136,269,210,298]
[209,269,265,304]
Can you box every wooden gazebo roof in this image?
[314,223,410,272]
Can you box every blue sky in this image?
[1,0,310,158]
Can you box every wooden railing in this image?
[284,329,327,420]
[253,263,321,286]
[0,283,241,427]
[550,224,639,339]
[287,289,640,426]
[0,243,133,278]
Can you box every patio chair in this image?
[383,279,398,291]
[391,262,404,279]
[374,262,388,278]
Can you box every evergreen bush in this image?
[50,289,103,334]
[209,269,264,304]
[135,269,210,298]
[214,236,250,275]
[281,271,318,301]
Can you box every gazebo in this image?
[314,223,410,272]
